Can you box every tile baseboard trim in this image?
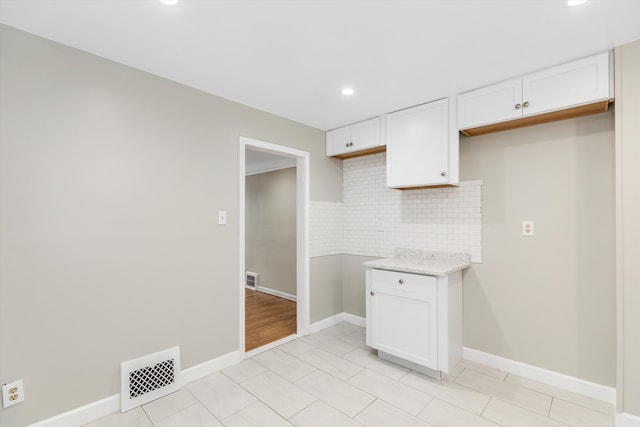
[255,286,297,302]
[616,412,640,427]
[309,312,366,334]
[463,347,616,404]
[27,350,243,427]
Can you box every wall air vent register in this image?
[120,346,181,412]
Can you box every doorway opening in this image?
[238,137,310,354]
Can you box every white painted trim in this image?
[616,412,640,427]
[614,45,625,412]
[341,312,366,327]
[239,136,311,352]
[239,140,247,353]
[309,312,366,334]
[27,350,242,427]
[26,395,120,427]
[297,153,311,336]
[244,334,301,358]
[463,347,616,404]
[180,350,243,385]
[309,313,344,334]
[254,286,297,302]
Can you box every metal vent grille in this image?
[121,347,181,412]
[246,271,258,289]
[129,359,175,399]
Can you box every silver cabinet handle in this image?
[441,171,447,176]
[370,290,375,296]
[398,279,404,285]
[515,103,522,109]
[345,143,349,148]
[349,142,354,147]
[523,101,530,108]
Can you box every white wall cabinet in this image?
[458,51,613,136]
[326,117,383,158]
[365,268,463,377]
[385,97,459,188]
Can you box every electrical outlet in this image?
[2,379,24,408]
[522,220,535,237]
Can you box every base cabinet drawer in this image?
[371,269,436,297]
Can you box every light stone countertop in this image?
[363,249,471,277]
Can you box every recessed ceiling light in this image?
[567,0,587,6]
[341,88,355,96]
[159,0,178,5]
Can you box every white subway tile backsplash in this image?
[311,152,482,262]
[310,201,344,257]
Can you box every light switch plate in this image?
[522,220,535,237]
[218,210,227,225]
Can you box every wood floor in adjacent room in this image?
[245,288,297,351]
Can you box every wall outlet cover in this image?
[2,379,24,408]
[522,220,535,237]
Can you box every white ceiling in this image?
[1,0,640,131]
[246,148,296,175]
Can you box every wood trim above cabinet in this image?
[333,145,386,159]
[460,99,612,137]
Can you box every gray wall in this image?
[459,111,616,387]
[310,255,343,323]
[0,25,342,427]
[245,168,297,296]
[616,39,640,417]
[342,254,379,318]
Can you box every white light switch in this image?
[218,211,227,225]
[522,220,534,237]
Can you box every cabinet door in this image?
[350,117,382,151]
[458,78,522,129]
[522,51,611,117]
[371,280,438,369]
[325,126,350,156]
[386,99,449,188]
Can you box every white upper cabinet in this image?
[386,97,459,188]
[326,117,382,158]
[458,51,613,135]
[522,52,611,116]
[457,78,522,130]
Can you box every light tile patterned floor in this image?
[84,322,614,427]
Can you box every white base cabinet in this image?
[365,268,463,377]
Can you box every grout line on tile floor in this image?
[479,395,492,417]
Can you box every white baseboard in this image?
[181,350,243,385]
[309,313,344,334]
[341,312,366,327]
[309,312,365,334]
[27,394,120,427]
[616,412,640,427]
[463,347,616,404]
[255,285,297,302]
[27,350,244,427]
